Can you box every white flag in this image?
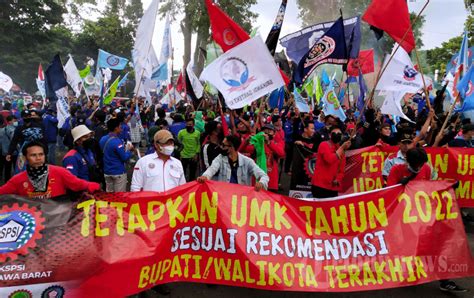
[186,59,204,98]
[381,91,412,122]
[161,87,183,105]
[376,45,424,93]
[133,0,160,96]
[56,95,71,129]
[200,36,285,109]
[64,56,82,97]
[0,71,13,92]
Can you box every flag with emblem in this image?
[455,65,474,112]
[200,36,285,109]
[321,82,346,121]
[294,17,349,85]
[97,49,129,70]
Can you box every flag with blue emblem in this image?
[97,49,129,70]
[455,65,474,112]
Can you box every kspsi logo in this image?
[220,57,256,92]
[0,204,45,262]
[403,65,418,81]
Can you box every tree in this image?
[426,13,474,75]
[0,0,71,91]
[159,0,257,75]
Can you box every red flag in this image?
[175,72,185,93]
[347,49,375,77]
[204,0,250,52]
[204,0,290,85]
[362,0,416,53]
[38,63,44,81]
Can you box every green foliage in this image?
[426,13,474,75]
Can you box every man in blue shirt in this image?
[99,118,134,192]
[62,125,97,181]
[42,109,58,165]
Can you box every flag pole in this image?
[434,94,459,144]
[413,47,432,110]
[363,0,430,114]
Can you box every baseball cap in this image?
[154,129,174,144]
[399,132,413,143]
[262,123,275,131]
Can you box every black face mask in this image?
[268,135,274,141]
[82,138,95,149]
[331,132,342,144]
[186,126,194,133]
[220,147,229,156]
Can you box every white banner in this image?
[381,91,412,122]
[0,71,13,92]
[200,36,285,109]
[376,45,423,93]
[56,94,70,129]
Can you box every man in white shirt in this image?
[131,129,186,192]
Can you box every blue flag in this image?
[293,85,310,113]
[118,72,129,88]
[280,16,360,63]
[97,49,129,70]
[447,46,474,75]
[321,69,331,86]
[455,65,474,112]
[44,54,67,104]
[151,63,168,82]
[293,17,349,85]
[322,82,346,121]
[269,87,285,111]
[357,69,367,112]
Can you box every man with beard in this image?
[6,109,47,172]
[0,141,100,199]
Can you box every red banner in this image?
[0,181,473,297]
[342,146,474,208]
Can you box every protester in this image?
[261,123,285,191]
[0,141,100,198]
[63,125,100,182]
[311,125,351,198]
[42,108,59,164]
[448,123,474,148]
[178,117,201,181]
[0,115,16,182]
[386,147,432,186]
[99,118,133,192]
[131,130,185,191]
[201,120,222,172]
[197,135,269,191]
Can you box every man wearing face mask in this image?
[197,135,269,191]
[62,125,100,182]
[178,118,200,181]
[386,147,432,186]
[262,123,285,192]
[0,116,17,182]
[131,130,186,192]
[311,125,351,198]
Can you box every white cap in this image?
[71,125,93,143]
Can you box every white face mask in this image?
[160,145,174,156]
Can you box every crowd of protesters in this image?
[0,87,473,293]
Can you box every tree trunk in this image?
[193,28,209,76]
[181,13,192,72]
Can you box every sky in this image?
[142,0,468,69]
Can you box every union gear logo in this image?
[0,204,45,262]
[220,57,256,92]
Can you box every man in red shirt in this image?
[311,125,351,198]
[0,141,100,199]
[387,147,432,186]
[261,124,285,192]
